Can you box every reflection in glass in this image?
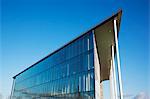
[12,32,95,99]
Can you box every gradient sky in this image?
[1,0,149,98]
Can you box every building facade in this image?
[11,10,123,99]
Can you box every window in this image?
[13,31,95,99]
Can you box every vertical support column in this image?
[111,45,118,99]
[93,30,103,99]
[10,78,15,99]
[110,60,115,99]
[114,19,124,99]
[100,83,103,99]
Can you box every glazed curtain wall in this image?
[12,32,95,99]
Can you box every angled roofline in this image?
[13,9,122,79]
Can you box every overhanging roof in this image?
[13,10,122,79]
[94,10,122,82]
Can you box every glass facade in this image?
[12,32,95,99]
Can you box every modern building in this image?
[11,10,123,99]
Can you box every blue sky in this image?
[1,0,149,98]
